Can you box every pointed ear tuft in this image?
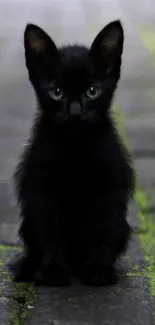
[24,24,57,55]
[24,24,58,75]
[89,20,124,58]
[24,24,47,53]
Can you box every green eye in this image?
[49,87,63,101]
[86,85,101,99]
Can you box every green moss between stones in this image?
[0,245,36,324]
[11,283,36,324]
[135,188,155,297]
[10,311,21,325]
[8,283,36,325]
[0,245,21,253]
[14,283,36,306]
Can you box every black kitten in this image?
[11,20,135,286]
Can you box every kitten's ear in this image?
[24,24,58,73]
[89,20,124,59]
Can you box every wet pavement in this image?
[0,0,155,324]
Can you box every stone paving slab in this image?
[0,205,153,325]
[25,277,152,325]
[23,234,153,325]
[124,121,155,153]
[0,297,20,325]
[0,231,153,325]
[118,89,155,118]
[135,159,155,192]
[0,233,150,325]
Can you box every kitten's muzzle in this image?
[69,101,81,117]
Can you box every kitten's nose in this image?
[70,101,81,116]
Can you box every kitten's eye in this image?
[49,87,63,101]
[86,85,101,99]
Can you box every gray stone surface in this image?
[25,277,152,325]
[0,297,20,325]
[118,89,155,152]
[25,233,153,325]
[135,159,155,191]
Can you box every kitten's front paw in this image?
[36,264,71,287]
[8,255,35,283]
[81,264,118,287]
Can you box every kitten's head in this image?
[24,20,124,123]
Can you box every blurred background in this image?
[0,0,155,244]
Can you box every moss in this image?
[0,245,36,324]
[132,265,141,272]
[135,188,155,297]
[14,283,36,306]
[124,188,155,299]
[10,311,21,325]
[0,245,21,253]
[11,283,36,324]
[8,283,36,325]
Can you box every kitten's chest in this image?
[52,130,91,163]
[38,124,109,189]
[51,139,102,191]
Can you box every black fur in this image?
[11,20,135,286]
